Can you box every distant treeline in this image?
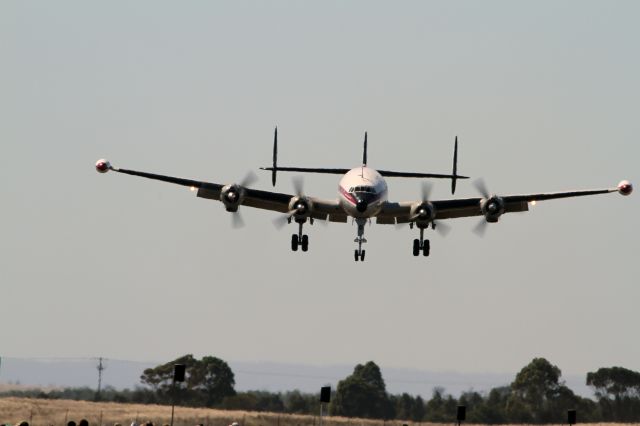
[2,355,640,423]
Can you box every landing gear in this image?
[412,226,430,257]
[354,218,368,262]
[291,220,309,252]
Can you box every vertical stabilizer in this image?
[451,136,459,194]
[271,127,278,186]
[363,132,368,166]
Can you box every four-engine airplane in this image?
[96,129,632,261]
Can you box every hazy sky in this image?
[1,0,638,388]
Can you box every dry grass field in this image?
[1,398,639,426]
[0,397,387,426]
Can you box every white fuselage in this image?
[338,167,388,218]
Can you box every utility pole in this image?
[96,357,106,400]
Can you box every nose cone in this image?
[356,199,368,213]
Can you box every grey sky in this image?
[1,0,638,389]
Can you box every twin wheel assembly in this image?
[413,238,430,256]
[412,225,431,257]
[290,220,309,252]
[291,233,309,252]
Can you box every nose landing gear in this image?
[354,218,367,261]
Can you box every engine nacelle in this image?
[480,196,505,223]
[95,159,111,173]
[220,184,244,212]
[618,180,633,196]
[288,195,313,220]
[410,201,435,225]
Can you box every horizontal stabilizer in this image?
[378,170,469,179]
[261,166,351,175]
[259,166,468,180]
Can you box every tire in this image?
[361,250,366,261]
[423,239,430,257]
[354,249,360,261]
[291,234,299,251]
[301,235,309,252]
[413,239,420,256]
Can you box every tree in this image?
[587,367,640,421]
[140,354,235,407]
[507,357,576,423]
[283,390,317,414]
[189,356,236,406]
[424,387,457,422]
[332,361,392,419]
[411,395,426,421]
[394,393,414,420]
[587,367,640,400]
[140,354,199,403]
[477,386,509,424]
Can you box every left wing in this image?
[377,182,632,224]
[96,160,346,222]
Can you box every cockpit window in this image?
[353,186,376,194]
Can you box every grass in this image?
[0,397,385,426]
[1,397,640,426]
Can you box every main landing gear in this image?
[290,219,309,252]
[354,218,367,262]
[411,223,430,257]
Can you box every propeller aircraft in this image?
[96,129,632,261]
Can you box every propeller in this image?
[273,176,307,229]
[231,211,245,229]
[240,170,258,188]
[292,175,304,197]
[472,178,501,237]
[230,171,258,229]
[473,178,490,199]
[397,182,450,236]
[433,219,451,237]
[473,217,489,237]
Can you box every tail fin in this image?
[451,136,459,194]
[271,127,278,186]
[362,132,368,166]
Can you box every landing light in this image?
[190,186,196,192]
[530,200,537,206]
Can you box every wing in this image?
[377,185,626,224]
[103,163,345,222]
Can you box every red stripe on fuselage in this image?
[339,186,357,205]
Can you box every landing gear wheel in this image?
[361,250,366,261]
[423,239,430,257]
[354,249,360,262]
[413,239,420,256]
[301,235,309,252]
[291,234,299,251]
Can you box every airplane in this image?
[96,129,633,261]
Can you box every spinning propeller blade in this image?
[473,178,493,237]
[292,175,304,196]
[229,171,259,229]
[473,220,488,237]
[421,181,433,202]
[474,178,490,199]
[240,170,258,188]
[231,211,245,229]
